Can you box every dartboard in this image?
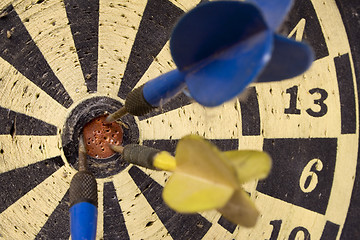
[0,0,358,239]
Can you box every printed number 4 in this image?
[284,85,328,117]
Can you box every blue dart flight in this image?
[106,0,314,122]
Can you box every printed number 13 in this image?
[284,85,328,117]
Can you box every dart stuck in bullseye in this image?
[106,0,314,122]
[69,137,98,240]
[111,135,272,227]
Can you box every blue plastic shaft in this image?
[142,69,186,107]
[70,202,98,240]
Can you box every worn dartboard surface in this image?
[0,0,359,239]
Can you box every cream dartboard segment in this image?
[0,0,358,239]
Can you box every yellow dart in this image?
[161,135,271,227]
[111,135,271,227]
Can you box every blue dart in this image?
[69,137,98,240]
[106,0,314,122]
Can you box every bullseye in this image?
[61,97,139,178]
[83,115,123,159]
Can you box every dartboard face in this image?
[0,0,359,239]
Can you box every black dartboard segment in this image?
[0,5,73,108]
[117,0,184,99]
[335,0,360,239]
[0,156,63,214]
[239,87,261,136]
[0,0,358,239]
[217,216,237,234]
[103,182,130,240]
[279,0,329,60]
[0,106,57,136]
[320,221,340,240]
[128,166,212,240]
[35,191,70,240]
[64,0,99,93]
[335,53,356,134]
[257,138,337,215]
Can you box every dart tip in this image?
[105,107,128,123]
[110,144,124,154]
[105,114,116,123]
[78,136,88,171]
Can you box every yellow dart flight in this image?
[112,134,272,227]
[155,135,272,227]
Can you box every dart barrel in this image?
[69,171,98,240]
[122,144,161,170]
[124,85,156,116]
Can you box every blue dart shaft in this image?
[70,202,97,240]
[69,138,98,240]
[105,69,186,121]
[142,69,186,107]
